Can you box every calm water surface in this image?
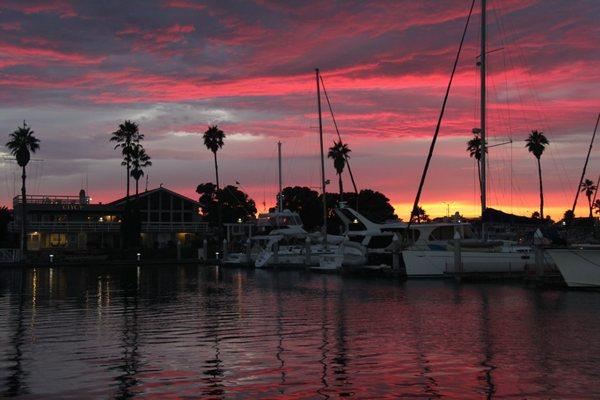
[1,265,599,399]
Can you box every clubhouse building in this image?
[10,186,209,251]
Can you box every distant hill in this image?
[482,208,539,225]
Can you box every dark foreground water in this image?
[1,266,600,399]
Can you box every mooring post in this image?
[202,238,208,263]
[453,230,463,281]
[245,238,252,267]
[222,239,228,261]
[273,242,279,267]
[176,240,181,261]
[534,229,545,278]
[392,234,400,271]
[305,236,311,266]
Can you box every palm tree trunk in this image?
[213,152,220,190]
[589,195,593,219]
[213,151,222,232]
[537,158,544,219]
[135,178,139,198]
[477,160,482,208]
[126,163,130,201]
[21,166,26,256]
[338,173,344,202]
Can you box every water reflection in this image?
[1,266,600,399]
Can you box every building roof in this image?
[108,186,199,206]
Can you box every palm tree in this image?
[525,130,549,219]
[466,133,486,193]
[593,199,600,216]
[580,178,597,219]
[130,144,152,197]
[6,122,40,255]
[327,140,351,202]
[203,125,225,190]
[110,120,143,200]
[412,206,429,223]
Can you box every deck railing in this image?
[8,221,209,233]
[0,248,21,263]
[13,194,89,206]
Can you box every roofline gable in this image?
[108,186,199,206]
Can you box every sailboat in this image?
[545,113,600,287]
[400,0,536,276]
[243,92,367,270]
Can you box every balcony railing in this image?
[9,221,121,233]
[141,222,209,233]
[13,194,89,206]
[9,221,209,233]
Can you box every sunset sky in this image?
[0,0,598,220]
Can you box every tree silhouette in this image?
[196,183,256,225]
[327,141,351,202]
[130,144,152,197]
[466,133,486,193]
[110,120,143,200]
[562,209,575,226]
[203,126,225,190]
[525,130,549,219]
[6,122,40,254]
[412,206,430,223]
[580,178,597,219]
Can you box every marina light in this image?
[215,251,219,260]
[99,217,104,222]
[237,218,242,223]
[353,219,358,224]
[49,254,54,263]
[136,253,141,261]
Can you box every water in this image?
[1,265,599,399]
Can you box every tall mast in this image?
[277,141,283,212]
[316,68,327,243]
[572,113,600,214]
[480,0,487,235]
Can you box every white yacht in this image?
[335,205,532,277]
[223,209,366,270]
[547,245,600,287]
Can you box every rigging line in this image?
[407,0,476,228]
[571,112,600,214]
[319,75,359,200]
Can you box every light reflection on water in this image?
[0,265,599,399]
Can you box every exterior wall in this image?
[136,190,201,224]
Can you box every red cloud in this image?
[163,0,206,11]
[117,24,196,53]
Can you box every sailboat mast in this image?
[480,0,488,235]
[277,141,283,212]
[316,68,328,242]
[572,112,600,214]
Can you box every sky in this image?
[0,0,598,220]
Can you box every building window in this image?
[150,193,159,209]
[183,213,192,222]
[172,213,181,222]
[161,212,170,222]
[150,212,159,222]
[49,233,68,247]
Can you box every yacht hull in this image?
[547,249,600,287]
[402,250,532,277]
